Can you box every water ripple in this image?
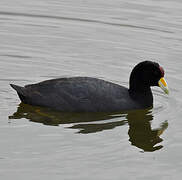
[0,11,173,33]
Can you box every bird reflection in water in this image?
[9,103,168,152]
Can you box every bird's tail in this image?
[10,84,27,103]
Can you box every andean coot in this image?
[10,61,168,112]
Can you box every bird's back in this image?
[11,77,133,112]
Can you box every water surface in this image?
[1,0,182,179]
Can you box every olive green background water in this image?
[0,0,182,179]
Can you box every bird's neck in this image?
[129,86,153,108]
[129,83,151,93]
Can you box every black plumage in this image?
[10,61,166,112]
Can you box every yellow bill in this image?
[158,77,169,94]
